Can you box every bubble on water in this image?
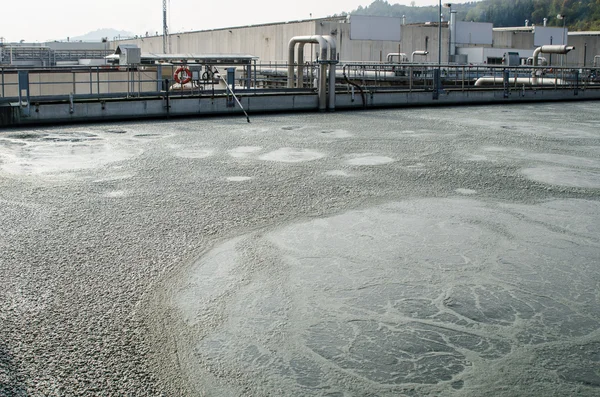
[455,188,477,195]
[228,146,262,158]
[226,176,253,182]
[320,130,353,138]
[104,190,126,198]
[522,166,600,188]
[259,148,325,163]
[174,148,215,159]
[346,154,395,166]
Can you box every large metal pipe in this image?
[411,51,429,63]
[475,76,567,86]
[450,10,457,58]
[288,36,328,88]
[297,44,305,88]
[323,35,337,111]
[386,53,408,63]
[288,35,329,111]
[533,45,575,67]
[532,45,575,83]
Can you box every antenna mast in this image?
[162,0,169,53]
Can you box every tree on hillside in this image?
[349,0,600,31]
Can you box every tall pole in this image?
[163,0,168,54]
[437,0,442,96]
[448,6,451,63]
[438,0,442,68]
[557,14,566,66]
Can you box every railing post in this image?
[433,69,440,100]
[18,70,30,116]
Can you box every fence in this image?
[1,63,598,103]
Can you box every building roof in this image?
[115,45,140,54]
[568,31,600,36]
[107,52,258,64]
[493,26,535,32]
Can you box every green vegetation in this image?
[348,0,600,31]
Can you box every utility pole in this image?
[163,0,169,54]
[435,0,442,98]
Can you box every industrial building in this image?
[1,14,598,69]
[0,40,113,67]
[113,14,600,68]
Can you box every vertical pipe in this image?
[319,63,327,111]
[328,62,336,111]
[97,67,100,95]
[436,0,442,98]
[298,44,304,88]
[583,43,587,67]
[89,68,93,95]
[450,10,456,58]
[323,35,337,111]
[288,41,296,88]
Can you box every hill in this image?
[350,0,600,31]
[63,28,135,42]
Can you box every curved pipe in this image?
[532,45,575,83]
[342,64,366,108]
[474,76,566,86]
[411,50,429,63]
[288,35,329,111]
[386,53,407,63]
[288,35,328,88]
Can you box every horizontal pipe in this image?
[474,76,566,86]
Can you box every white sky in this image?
[1,0,474,43]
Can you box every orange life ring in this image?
[174,66,192,85]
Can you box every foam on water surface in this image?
[0,130,142,176]
[259,148,325,163]
[174,198,600,395]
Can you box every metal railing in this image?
[1,63,598,103]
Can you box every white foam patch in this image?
[466,154,489,162]
[226,176,253,182]
[455,188,478,195]
[104,190,126,198]
[259,148,325,163]
[173,198,600,395]
[320,129,353,138]
[0,135,142,176]
[228,146,262,158]
[521,167,600,188]
[324,170,353,177]
[175,148,215,159]
[346,154,395,166]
